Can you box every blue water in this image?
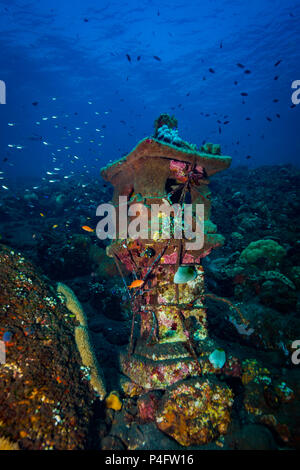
[1,0,300,181]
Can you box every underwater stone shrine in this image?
[100,117,242,445]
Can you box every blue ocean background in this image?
[0,0,300,182]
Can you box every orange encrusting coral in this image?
[105,391,122,411]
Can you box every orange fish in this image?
[128,279,144,289]
[82,225,94,233]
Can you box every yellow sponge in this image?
[105,391,122,411]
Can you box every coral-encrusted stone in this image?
[155,377,234,446]
[0,245,96,450]
[120,377,145,397]
[222,356,242,378]
[137,391,161,422]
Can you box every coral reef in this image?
[98,129,300,450]
[0,148,299,450]
[0,245,97,449]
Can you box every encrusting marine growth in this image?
[100,115,239,445]
[57,282,106,399]
[0,246,97,450]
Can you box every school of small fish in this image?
[2,97,112,193]
[0,36,295,198]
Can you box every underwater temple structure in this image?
[100,117,239,445]
[101,135,232,386]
